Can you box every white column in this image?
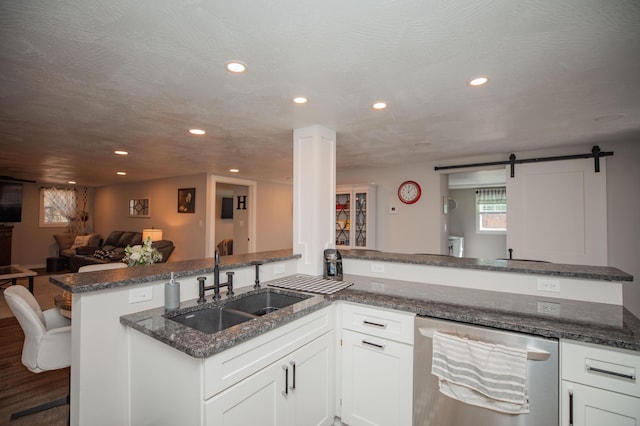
[293,125,336,275]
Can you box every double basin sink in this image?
[167,290,310,334]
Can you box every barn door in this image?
[506,158,607,266]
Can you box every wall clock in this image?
[398,180,421,204]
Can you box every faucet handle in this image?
[226,272,235,296]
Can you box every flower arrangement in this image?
[123,236,162,266]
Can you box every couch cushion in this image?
[70,235,92,249]
[54,233,77,251]
[104,231,125,247]
[117,232,142,248]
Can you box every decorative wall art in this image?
[178,188,195,213]
[129,198,150,217]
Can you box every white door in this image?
[341,329,413,426]
[562,382,640,426]
[205,360,286,425]
[287,332,335,426]
[506,158,607,265]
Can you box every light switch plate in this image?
[371,263,385,273]
[274,264,285,274]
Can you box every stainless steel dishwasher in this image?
[414,316,558,426]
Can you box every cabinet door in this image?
[341,329,413,426]
[206,360,286,426]
[562,381,640,426]
[336,192,352,247]
[287,332,335,426]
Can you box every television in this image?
[221,197,233,219]
[0,182,23,223]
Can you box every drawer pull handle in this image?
[362,340,385,350]
[363,320,387,328]
[586,365,636,381]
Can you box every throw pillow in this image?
[70,235,92,250]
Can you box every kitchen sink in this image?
[167,289,310,334]
[222,290,309,316]
[169,307,256,334]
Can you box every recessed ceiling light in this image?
[372,102,387,110]
[293,97,308,104]
[189,129,206,135]
[229,168,239,173]
[225,61,247,73]
[117,171,127,176]
[469,76,489,86]
[68,181,76,184]
[114,150,128,155]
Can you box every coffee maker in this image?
[323,248,343,281]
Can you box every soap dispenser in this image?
[165,272,180,311]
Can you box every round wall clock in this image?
[398,180,421,204]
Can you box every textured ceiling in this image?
[1,0,639,186]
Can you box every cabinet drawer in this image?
[561,340,640,397]
[341,303,414,345]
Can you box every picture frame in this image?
[178,188,195,213]
[129,198,150,218]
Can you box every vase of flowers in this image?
[123,236,163,266]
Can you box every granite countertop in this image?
[341,249,634,282]
[49,249,301,293]
[121,274,640,359]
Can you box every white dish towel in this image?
[431,331,529,414]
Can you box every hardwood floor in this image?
[0,313,69,425]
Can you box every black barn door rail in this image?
[434,145,613,178]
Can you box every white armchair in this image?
[4,285,71,419]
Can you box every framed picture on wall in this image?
[178,188,195,213]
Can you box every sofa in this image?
[68,230,175,272]
[53,232,103,267]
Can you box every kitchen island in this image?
[52,248,636,425]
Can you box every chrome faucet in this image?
[213,249,234,301]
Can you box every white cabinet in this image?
[340,303,414,426]
[336,184,376,249]
[207,331,334,426]
[561,340,640,426]
[129,306,334,426]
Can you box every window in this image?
[476,187,506,233]
[40,187,77,227]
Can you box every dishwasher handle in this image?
[418,327,552,361]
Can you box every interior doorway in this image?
[206,175,257,258]
[446,169,507,259]
[215,183,250,256]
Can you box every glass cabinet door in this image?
[336,193,351,246]
[354,192,367,247]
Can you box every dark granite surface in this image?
[121,274,640,359]
[49,249,301,293]
[342,249,634,282]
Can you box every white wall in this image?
[256,180,293,253]
[337,163,444,254]
[603,139,640,318]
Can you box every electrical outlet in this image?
[537,278,560,292]
[129,286,153,304]
[371,263,385,273]
[371,281,385,291]
[537,301,560,315]
[274,264,285,274]
[389,206,398,215]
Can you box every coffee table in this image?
[0,265,38,293]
